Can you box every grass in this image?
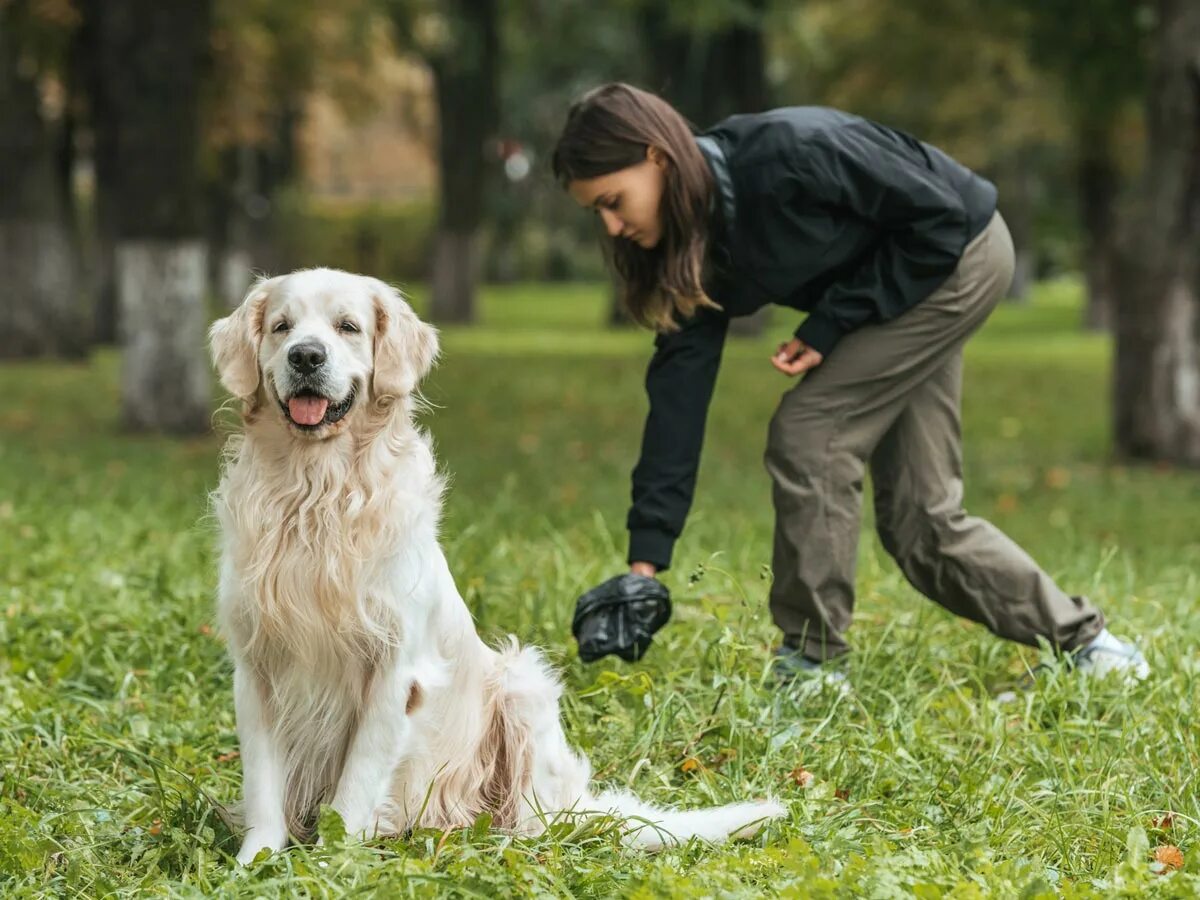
[1,277,1199,897]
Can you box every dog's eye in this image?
[272,320,290,334]
[338,321,360,334]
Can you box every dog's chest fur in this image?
[215,426,442,674]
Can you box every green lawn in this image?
[2,278,1198,897]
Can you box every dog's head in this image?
[209,268,439,438]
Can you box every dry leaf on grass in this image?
[1150,812,1178,830]
[789,766,814,788]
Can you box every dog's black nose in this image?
[287,342,327,374]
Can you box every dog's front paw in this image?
[331,809,382,844]
[236,826,288,865]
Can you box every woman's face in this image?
[568,148,667,249]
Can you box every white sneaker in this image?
[1072,629,1150,681]
[772,647,852,699]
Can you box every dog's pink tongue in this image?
[288,396,328,425]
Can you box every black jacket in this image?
[627,106,998,571]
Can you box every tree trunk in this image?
[83,0,214,433]
[117,242,210,431]
[207,144,256,307]
[1112,0,1200,464]
[640,2,771,337]
[91,189,120,344]
[80,1,120,345]
[0,223,79,357]
[430,231,478,323]
[1078,127,1121,331]
[427,0,499,324]
[0,0,85,358]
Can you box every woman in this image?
[553,82,1147,685]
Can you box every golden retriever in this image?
[208,268,783,863]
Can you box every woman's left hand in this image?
[771,338,824,376]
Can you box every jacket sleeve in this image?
[627,306,730,572]
[792,125,971,357]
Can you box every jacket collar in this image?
[695,134,736,237]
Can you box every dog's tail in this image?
[587,788,786,850]
[489,639,786,849]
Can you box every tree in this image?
[640,0,770,125]
[204,0,388,305]
[775,0,1068,303]
[0,0,86,358]
[1005,0,1152,330]
[1111,0,1200,464]
[494,0,645,321]
[81,0,214,432]
[388,0,500,324]
[635,0,774,335]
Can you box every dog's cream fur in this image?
[209,268,784,864]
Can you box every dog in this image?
[208,268,784,864]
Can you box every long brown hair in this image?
[552,83,719,332]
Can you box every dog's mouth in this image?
[278,386,357,430]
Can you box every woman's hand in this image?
[630,561,658,578]
[771,338,824,376]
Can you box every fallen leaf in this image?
[217,751,240,763]
[1153,845,1183,872]
[835,788,851,801]
[681,757,701,773]
[1151,812,1178,830]
[789,766,814,788]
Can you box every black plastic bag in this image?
[572,573,671,663]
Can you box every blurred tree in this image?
[81,0,214,433]
[646,0,772,334]
[774,0,1067,302]
[640,0,770,125]
[0,0,86,358]
[492,0,643,324]
[1112,0,1200,464]
[76,2,118,345]
[204,0,387,304]
[388,0,500,324]
[632,0,776,334]
[1004,0,1152,331]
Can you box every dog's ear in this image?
[209,276,282,399]
[370,279,439,399]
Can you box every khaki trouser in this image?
[765,212,1105,661]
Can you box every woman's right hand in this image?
[630,561,658,578]
[772,338,824,376]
